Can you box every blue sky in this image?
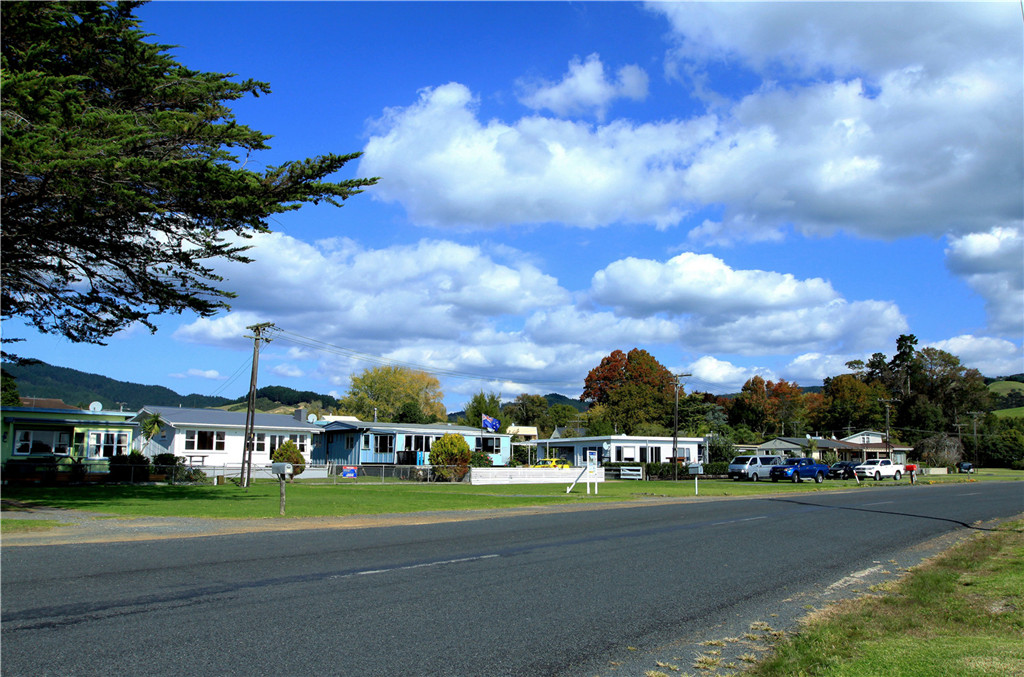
[7,1,1023,411]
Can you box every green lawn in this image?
[748,519,1024,677]
[2,470,1020,520]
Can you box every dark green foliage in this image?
[1,370,21,405]
[256,386,339,410]
[271,440,305,478]
[0,360,339,411]
[395,400,432,424]
[460,391,503,429]
[1,360,232,409]
[1,1,377,346]
[469,451,493,468]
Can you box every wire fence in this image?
[1,459,474,486]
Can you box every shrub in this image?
[429,433,471,482]
[271,440,306,479]
[469,451,493,467]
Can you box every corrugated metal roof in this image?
[136,406,321,432]
[323,419,507,436]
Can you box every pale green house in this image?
[1,402,137,467]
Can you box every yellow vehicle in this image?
[531,458,571,469]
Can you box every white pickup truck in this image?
[855,459,905,481]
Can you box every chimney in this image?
[294,408,307,422]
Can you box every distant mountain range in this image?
[1,360,582,416]
[2,360,338,412]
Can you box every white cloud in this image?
[517,54,649,120]
[686,355,770,391]
[945,226,1024,336]
[591,252,837,318]
[524,306,681,347]
[681,299,907,357]
[783,352,857,386]
[926,335,1024,378]
[169,368,224,380]
[650,2,1016,81]
[173,230,571,355]
[271,364,305,379]
[359,82,715,229]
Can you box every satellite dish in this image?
[89,401,103,412]
[307,413,317,423]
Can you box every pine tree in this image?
[1,2,377,347]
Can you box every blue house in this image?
[313,418,511,466]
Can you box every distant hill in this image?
[1,361,337,413]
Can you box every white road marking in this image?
[340,554,500,579]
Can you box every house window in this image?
[374,435,394,455]
[615,446,623,462]
[475,437,498,454]
[185,430,225,452]
[14,430,72,455]
[362,434,370,450]
[288,434,308,453]
[88,431,129,457]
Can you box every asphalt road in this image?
[2,482,1021,676]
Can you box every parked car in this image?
[770,457,829,483]
[828,461,860,480]
[956,461,974,474]
[727,455,784,481]
[531,458,570,469]
[855,458,905,481]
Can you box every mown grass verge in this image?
[0,518,63,534]
[746,518,1024,677]
[1,470,1019,519]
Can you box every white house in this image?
[531,434,707,466]
[132,406,321,466]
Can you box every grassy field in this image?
[2,469,1020,521]
[745,519,1024,677]
[993,406,1024,419]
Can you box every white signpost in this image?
[566,448,601,495]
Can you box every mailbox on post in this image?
[272,463,292,516]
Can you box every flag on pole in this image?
[482,414,500,432]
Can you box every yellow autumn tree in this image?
[338,366,446,422]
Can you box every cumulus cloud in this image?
[686,355,770,392]
[359,82,715,229]
[174,232,570,350]
[517,54,649,120]
[680,299,908,357]
[926,335,1024,378]
[591,252,837,318]
[271,364,305,379]
[945,226,1024,336]
[649,2,1016,81]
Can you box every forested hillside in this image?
[1,361,338,413]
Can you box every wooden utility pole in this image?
[878,398,899,461]
[672,373,691,481]
[968,411,983,466]
[241,322,274,489]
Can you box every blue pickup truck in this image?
[769,457,829,484]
